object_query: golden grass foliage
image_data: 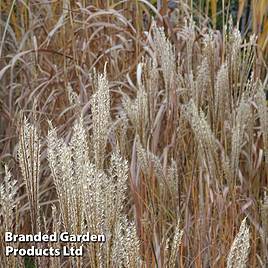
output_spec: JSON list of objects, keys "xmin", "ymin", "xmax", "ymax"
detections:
[
  {"xmin": 0, "ymin": 1, "xmax": 268, "ymax": 267},
  {"xmin": 238, "ymin": 0, "xmax": 268, "ymax": 52}
]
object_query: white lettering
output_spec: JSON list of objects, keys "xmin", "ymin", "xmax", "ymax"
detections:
[
  {"xmin": 5, "ymin": 246, "xmax": 14, "ymax": 256},
  {"xmin": 62, "ymin": 246, "xmax": 83, "ymax": 256},
  {"xmin": 5, "ymin": 232, "xmax": 13, "ymax": 242},
  {"xmin": 60, "ymin": 232, "xmax": 69, "ymax": 242}
]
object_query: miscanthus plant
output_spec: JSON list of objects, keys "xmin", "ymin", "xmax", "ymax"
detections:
[
  {"xmin": 0, "ymin": 68, "xmax": 183, "ymax": 267},
  {"xmin": 47, "ymin": 118, "xmax": 141, "ymax": 268},
  {"xmin": 1, "ymin": 6, "xmax": 267, "ymax": 268},
  {"xmin": 0, "ymin": 166, "xmax": 22, "ymax": 267}
]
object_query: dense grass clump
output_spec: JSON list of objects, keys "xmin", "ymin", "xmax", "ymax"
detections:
[{"xmin": 0, "ymin": 1, "xmax": 268, "ymax": 267}]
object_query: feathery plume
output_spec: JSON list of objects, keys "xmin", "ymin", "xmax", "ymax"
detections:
[
  {"xmin": 227, "ymin": 217, "xmax": 250, "ymax": 268},
  {"xmin": 0, "ymin": 166, "xmax": 20, "ymax": 267},
  {"xmin": 91, "ymin": 66, "xmax": 111, "ymax": 169},
  {"xmin": 152, "ymin": 20, "xmax": 176, "ymax": 95},
  {"xmin": 169, "ymin": 219, "xmax": 183, "ymax": 268},
  {"xmin": 230, "ymin": 99, "xmax": 251, "ymax": 179},
  {"xmin": 18, "ymin": 117, "xmax": 40, "ymax": 233}
]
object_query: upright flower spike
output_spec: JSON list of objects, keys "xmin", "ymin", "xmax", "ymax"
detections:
[
  {"xmin": 18, "ymin": 117, "xmax": 40, "ymax": 233},
  {"xmin": 227, "ymin": 217, "xmax": 250, "ymax": 268},
  {"xmin": 91, "ymin": 64, "xmax": 111, "ymax": 169}
]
